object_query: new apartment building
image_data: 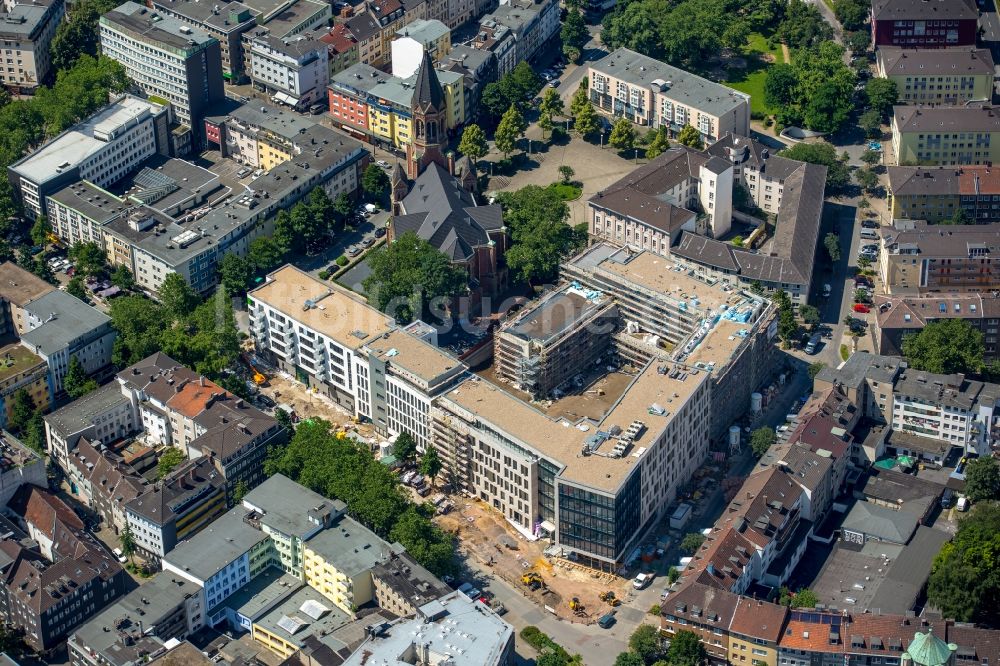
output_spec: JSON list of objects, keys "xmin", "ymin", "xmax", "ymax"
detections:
[
  {"xmin": 563, "ymin": 242, "xmax": 778, "ymax": 440},
  {"xmin": 0, "ymin": 0, "xmax": 64, "ymax": 92},
  {"xmin": 8, "ymin": 95, "xmax": 170, "ymax": 219},
  {"xmin": 588, "ymin": 48, "xmax": 750, "ymax": 144},
  {"xmin": 878, "ymin": 220, "xmax": 1000, "ymax": 294},
  {"xmin": 876, "ymin": 47, "xmax": 994, "ymax": 106},
  {"xmin": 432, "ymin": 358, "xmax": 711, "ymax": 570},
  {"xmin": 100, "ymin": 2, "xmax": 225, "ymax": 131},
  {"xmin": 891, "ymin": 105, "xmax": 1000, "ymax": 166},
  {"xmin": 874, "ymin": 292, "xmax": 1000, "ymax": 362},
  {"xmin": 247, "ymin": 29, "xmax": 329, "ymax": 108},
  {"xmin": 871, "ymin": 0, "xmax": 978, "ymax": 49},
  {"xmin": 886, "ymin": 165, "xmax": 1000, "ymax": 223},
  {"xmin": 248, "ymin": 265, "xmax": 466, "ymax": 451},
  {"xmin": 494, "ymin": 285, "xmax": 619, "ymax": 398}
]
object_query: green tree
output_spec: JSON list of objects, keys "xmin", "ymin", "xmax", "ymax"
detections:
[
  {"xmin": 389, "ymin": 506, "xmax": 456, "ymax": 575},
  {"xmin": 845, "ymin": 30, "xmax": 870, "ymax": 53},
  {"xmin": 495, "ymin": 104, "xmax": 527, "ymax": 159},
  {"xmin": 680, "ymin": 532, "xmax": 706, "ymax": 554},
  {"xmin": 362, "ymin": 232, "xmax": 467, "ymax": 323},
  {"xmin": 777, "ymin": 0, "xmax": 833, "ymax": 49},
  {"xmin": 764, "ymin": 64, "xmax": 798, "ymax": 110},
  {"xmin": 859, "ymin": 109, "xmax": 882, "ymax": 139},
  {"xmin": 927, "ymin": 503, "xmax": 1000, "ymax": 624},
  {"xmin": 824, "ymin": 232, "xmax": 841, "ymax": 263},
  {"xmin": 558, "ymin": 165, "xmax": 575, "ymax": 184},
  {"xmin": 792, "ymin": 588, "xmax": 819, "ymax": 609},
  {"xmin": 64, "ymin": 355, "xmax": 97, "ymax": 398},
  {"xmin": 248, "ymin": 236, "xmax": 285, "ymax": 273},
  {"xmin": 808, "ymin": 362, "xmax": 826, "ymax": 382},
  {"xmin": 964, "ymin": 457, "xmax": 1000, "ymax": 502},
  {"xmin": 496, "ymin": 185, "xmax": 575, "ymax": 285},
  {"xmin": 609, "ymin": 117, "xmax": 636, "ymax": 151},
  {"xmin": 856, "ymin": 167, "xmax": 879, "ymax": 193},
  {"xmin": 780, "ymin": 142, "xmax": 851, "ymax": 192},
  {"xmin": 110, "ymin": 264, "xmax": 135, "ymax": 291},
  {"xmin": 393, "ymin": 431, "xmax": 419, "ymax": 464},
  {"xmin": 902, "ymin": 319, "xmax": 985, "ymax": 375},
  {"xmin": 69, "ymin": 241, "xmax": 107, "ymax": 277},
  {"xmin": 218, "ymin": 253, "xmax": 253, "ymax": 296},
  {"xmin": 865, "ymin": 78, "xmax": 899, "ymax": 120},
  {"xmin": 233, "ymin": 479, "xmax": 250, "ymax": 503},
  {"xmin": 574, "ymin": 101, "xmax": 600, "ymax": 138},
  {"xmin": 30, "ymin": 214, "xmax": 50, "ymax": 247},
  {"xmin": 750, "ymin": 426, "xmax": 776, "ymax": 458},
  {"xmin": 860, "ymin": 149, "xmax": 882, "ymax": 167},
  {"xmin": 119, "ymin": 522, "xmax": 137, "ymax": 563},
  {"xmin": 834, "ymin": 0, "xmax": 868, "ymax": 30},
  {"xmin": 666, "ymin": 629, "xmax": 707, "ymax": 666},
  {"xmin": 8, "ymin": 389, "xmax": 36, "ymax": 434},
  {"xmin": 66, "ymin": 275, "xmax": 88, "ymax": 301},
  {"xmin": 420, "ymin": 446, "xmax": 442, "ymax": 482},
  {"xmin": 362, "ymin": 163, "xmax": 391, "ymax": 202},
  {"xmin": 23, "ymin": 412, "xmax": 46, "ymax": 454},
  {"xmin": 668, "ymin": 566, "xmax": 680, "ymax": 583},
  {"xmin": 562, "ymin": 7, "xmax": 588, "ymax": 55},
  {"xmin": 645, "ymin": 126, "xmax": 671, "ymax": 159},
  {"xmin": 538, "ymin": 88, "xmax": 565, "ymax": 138},
  {"xmin": 157, "ymin": 448, "xmax": 187, "ymax": 479},
  {"xmin": 800, "ymin": 304, "xmax": 821, "ymax": 328},
  {"xmin": 458, "ymin": 123, "xmax": 489, "ymax": 168},
  {"xmin": 628, "ymin": 624, "xmax": 662, "ymax": 663},
  {"xmin": 109, "ymin": 295, "xmax": 170, "ymax": 366},
  {"xmin": 50, "ymin": 0, "xmax": 120, "ymax": 71},
  {"xmin": 334, "ymin": 192, "xmax": 353, "ymax": 226},
  {"xmin": 676, "ymin": 124, "xmax": 703, "ymax": 149},
  {"xmin": 159, "ymin": 273, "xmax": 198, "ymax": 317},
  {"xmin": 942, "ymin": 209, "xmax": 974, "ymax": 225},
  {"xmin": 857, "ymin": 255, "xmax": 872, "ymax": 271},
  {"xmin": 614, "ymin": 653, "xmax": 645, "ymax": 666}
]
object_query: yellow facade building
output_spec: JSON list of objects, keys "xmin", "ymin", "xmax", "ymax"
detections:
[{"xmin": 877, "ymin": 47, "xmax": 994, "ymax": 106}]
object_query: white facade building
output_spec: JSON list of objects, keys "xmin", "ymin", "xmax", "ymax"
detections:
[
  {"xmin": 391, "ymin": 19, "xmax": 450, "ymax": 78},
  {"xmin": 247, "ymin": 30, "xmax": 329, "ymax": 108}
]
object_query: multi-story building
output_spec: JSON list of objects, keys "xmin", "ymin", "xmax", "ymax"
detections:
[
  {"xmin": 100, "ymin": 2, "xmax": 224, "ymax": 132},
  {"xmin": 564, "ymin": 242, "xmax": 778, "ymax": 441},
  {"xmin": 886, "ymin": 165, "xmax": 1000, "ymax": 223},
  {"xmin": 391, "ymin": 19, "xmax": 451, "ymax": 77},
  {"xmin": 440, "ymin": 45, "xmax": 496, "ymax": 125},
  {"xmin": 874, "ymin": 292, "xmax": 1000, "ymax": 362},
  {"xmin": 125, "ymin": 457, "xmax": 228, "ymax": 562},
  {"xmin": 479, "ymin": 0, "xmax": 558, "ymax": 66},
  {"xmin": 878, "ymin": 220, "xmax": 1000, "ymax": 294},
  {"xmin": 8, "ymin": 95, "xmax": 170, "ymax": 219},
  {"xmin": 66, "ymin": 437, "xmax": 149, "ymax": 534},
  {"xmin": 67, "ymin": 572, "xmax": 203, "ymax": 666},
  {"xmin": 0, "ymin": 343, "xmax": 49, "ymax": 429},
  {"xmin": 588, "ymin": 48, "xmax": 750, "ymax": 144},
  {"xmin": 891, "ymin": 105, "xmax": 1000, "ymax": 166},
  {"xmin": 431, "ymin": 356, "xmax": 711, "ymax": 570},
  {"xmin": 247, "ymin": 29, "xmax": 329, "ymax": 109},
  {"xmin": 321, "ymin": 23, "xmax": 359, "ymax": 77},
  {"xmin": 0, "ymin": 0, "xmax": 64, "ymax": 93},
  {"xmin": 0, "ymin": 430, "xmax": 46, "ymax": 507},
  {"xmin": 44, "ymin": 382, "xmax": 135, "ymax": 468},
  {"xmin": 340, "ymin": 591, "xmax": 514, "ymax": 666},
  {"xmin": 876, "ymin": 47, "xmax": 994, "ymax": 106},
  {"xmin": 342, "ymin": 0, "xmax": 405, "ymax": 69},
  {"xmin": 471, "ymin": 19, "xmax": 515, "ymax": 77},
  {"xmin": 2, "ymin": 487, "xmax": 128, "ymax": 653},
  {"xmin": 248, "ymin": 265, "xmax": 466, "ymax": 451},
  {"xmin": 870, "ymin": 0, "xmax": 978, "ymax": 49},
  {"xmin": 370, "ymin": 551, "xmax": 451, "ymax": 618},
  {"xmin": 494, "ymin": 285, "xmax": 619, "ymax": 398},
  {"xmin": 0, "ymin": 261, "xmax": 53, "ymax": 336},
  {"xmin": 587, "ymin": 136, "xmax": 827, "ymax": 304}
]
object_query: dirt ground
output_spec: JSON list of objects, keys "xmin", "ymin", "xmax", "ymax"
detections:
[
  {"xmin": 258, "ymin": 369, "xmax": 376, "ymax": 438},
  {"xmin": 437, "ymin": 498, "xmax": 629, "ymax": 624}
]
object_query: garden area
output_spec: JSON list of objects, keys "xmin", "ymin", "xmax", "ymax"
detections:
[{"xmin": 723, "ymin": 32, "xmax": 790, "ymax": 116}]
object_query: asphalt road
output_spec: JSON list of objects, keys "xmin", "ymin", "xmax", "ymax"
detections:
[{"xmin": 808, "ymin": 201, "xmax": 861, "ymax": 368}]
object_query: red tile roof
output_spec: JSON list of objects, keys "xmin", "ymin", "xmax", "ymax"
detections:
[
  {"xmin": 322, "ymin": 23, "xmax": 357, "ymax": 53},
  {"xmin": 730, "ymin": 596, "xmax": 788, "ymax": 643}
]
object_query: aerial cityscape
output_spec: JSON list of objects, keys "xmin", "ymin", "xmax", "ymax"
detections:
[{"xmin": 0, "ymin": 0, "xmax": 995, "ymax": 664}]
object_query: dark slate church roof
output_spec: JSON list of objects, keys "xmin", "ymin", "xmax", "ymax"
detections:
[
  {"xmin": 413, "ymin": 49, "xmax": 444, "ymax": 111},
  {"xmin": 391, "ymin": 162, "xmax": 502, "ymax": 262}
]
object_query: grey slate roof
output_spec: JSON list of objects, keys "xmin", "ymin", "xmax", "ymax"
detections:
[
  {"xmin": 841, "ymin": 501, "xmax": 918, "ymax": 544},
  {"xmin": 413, "ymin": 49, "xmax": 444, "ymax": 111},
  {"xmin": 392, "ymin": 162, "xmax": 502, "ymax": 262},
  {"xmin": 164, "ymin": 508, "xmax": 268, "ymax": 582},
  {"xmin": 872, "ymin": 0, "xmax": 976, "ymax": 22},
  {"xmin": 893, "ymin": 105, "xmax": 1000, "ymax": 134},
  {"xmin": 44, "ymin": 383, "xmax": 130, "ymax": 440},
  {"xmin": 241, "ymin": 473, "xmax": 345, "ymax": 539},
  {"xmin": 21, "ymin": 290, "xmax": 112, "ymax": 354},
  {"xmin": 589, "ymin": 48, "xmax": 749, "ymax": 118},
  {"xmin": 878, "ymin": 47, "xmax": 993, "ymax": 78},
  {"xmin": 103, "ymin": 2, "xmax": 218, "ymax": 51}
]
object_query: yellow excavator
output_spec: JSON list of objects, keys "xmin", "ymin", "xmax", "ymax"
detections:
[
  {"xmin": 521, "ymin": 572, "xmax": 543, "ymax": 590},
  {"xmin": 599, "ymin": 591, "xmax": 621, "ymax": 607},
  {"xmin": 569, "ymin": 597, "xmax": 587, "ymax": 616}
]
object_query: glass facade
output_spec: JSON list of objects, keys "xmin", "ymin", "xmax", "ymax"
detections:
[
  {"xmin": 537, "ymin": 458, "xmax": 558, "ymax": 523},
  {"xmin": 557, "ymin": 468, "xmax": 642, "ymax": 562}
]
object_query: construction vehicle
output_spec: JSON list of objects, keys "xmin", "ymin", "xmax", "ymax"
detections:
[
  {"xmin": 569, "ymin": 598, "xmax": 584, "ymax": 612},
  {"xmin": 242, "ymin": 353, "xmax": 268, "ymax": 386},
  {"xmin": 521, "ymin": 572, "xmax": 543, "ymax": 590},
  {"xmin": 599, "ymin": 591, "xmax": 621, "ymax": 606}
]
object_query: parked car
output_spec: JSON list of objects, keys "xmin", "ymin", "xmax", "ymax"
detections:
[
  {"xmin": 957, "ymin": 496, "xmax": 970, "ymax": 512},
  {"xmin": 376, "ymin": 159, "xmax": 391, "ymax": 169},
  {"xmin": 416, "ymin": 485, "xmax": 431, "ymax": 497},
  {"xmin": 822, "ymin": 283, "xmax": 831, "ymax": 298},
  {"xmin": 805, "ymin": 333, "xmax": 822, "ymax": 355},
  {"xmin": 457, "ymin": 583, "xmax": 481, "ymax": 600},
  {"xmin": 257, "ymin": 394, "xmax": 277, "ymax": 409},
  {"xmin": 861, "ymin": 219, "xmax": 879, "ymax": 229},
  {"xmin": 309, "ymin": 102, "xmax": 326, "ymax": 114},
  {"xmin": 112, "ymin": 547, "xmax": 127, "ymax": 564},
  {"xmin": 941, "ymin": 488, "xmax": 955, "ymax": 508},
  {"xmin": 547, "ymin": 80, "xmax": 560, "ymax": 88},
  {"xmin": 633, "ymin": 572, "xmax": 653, "ymax": 589},
  {"xmin": 853, "ymin": 303, "xmax": 870, "ymax": 313},
  {"xmin": 598, "ymin": 612, "xmax": 617, "ymax": 629},
  {"xmin": 374, "ymin": 227, "xmax": 387, "ymax": 238},
  {"xmin": 361, "ymin": 237, "xmax": 376, "ymax": 248},
  {"xmin": 236, "ymin": 167, "xmax": 251, "ymax": 178},
  {"xmin": 346, "ymin": 246, "xmax": 362, "ymax": 257}
]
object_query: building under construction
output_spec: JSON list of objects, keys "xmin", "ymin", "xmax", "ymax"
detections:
[{"xmin": 494, "ymin": 285, "xmax": 619, "ymax": 398}]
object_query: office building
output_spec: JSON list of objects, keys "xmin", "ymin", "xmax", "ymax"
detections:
[
  {"xmin": 247, "ymin": 29, "xmax": 329, "ymax": 109},
  {"xmin": 100, "ymin": 2, "xmax": 225, "ymax": 131},
  {"xmin": 431, "ymin": 357, "xmax": 711, "ymax": 570},
  {"xmin": 0, "ymin": 0, "xmax": 64, "ymax": 92},
  {"xmin": 8, "ymin": 95, "xmax": 169, "ymax": 219},
  {"xmin": 563, "ymin": 242, "xmax": 778, "ymax": 440},
  {"xmin": 871, "ymin": 0, "xmax": 978, "ymax": 49},
  {"xmin": 494, "ymin": 285, "xmax": 619, "ymax": 398},
  {"xmin": 340, "ymin": 592, "xmax": 514, "ymax": 666},
  {"xmin": 891, "ymin": 105, "xmax": 1000, "ymax": 166},
  {"xmin": 249, "ymin": 265, "xmax": 466, "ymax": 450},
  {"xmin": 876, "ymin": 48, "xmax": 994, "ymax": 106},
  {"xmin": 874, "ymin": 292, "xmax": 1000, "ymax": 362},
  {"xmin": 588, "ymin": 48, "xmax": 750, "ymax": 143},
  {"xmin": 1, "ymin": 487, "xmax": 128, "ymax": 653},
  {"xmin": 878, "ymin": 220, "xmax": 1000, "ymax": 294},
  {"xmin": 886, "ymin": 164, "xmax": 1000, "ymax": 223},
  {"xmin": 392, "ymin": 19, "xmax": 450, "ymax": 78}
]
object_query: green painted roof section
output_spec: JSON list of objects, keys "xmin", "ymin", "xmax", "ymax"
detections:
[{"xmin": 907, "ymin": 630, "xmax": 955, "ymax": 666}]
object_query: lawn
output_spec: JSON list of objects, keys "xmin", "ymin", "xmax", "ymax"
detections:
[
  {"xmin": 548, "ymin": 182, "xmax": 583, "ymax": 201},
  {"xmin": 724, "ymin": 32, "xmax": 789, "ymax": 116}
]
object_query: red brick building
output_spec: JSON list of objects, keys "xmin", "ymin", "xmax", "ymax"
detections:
[{"xmin": 871, "ymin": 0, "xmax": 978, "ymax": 48}]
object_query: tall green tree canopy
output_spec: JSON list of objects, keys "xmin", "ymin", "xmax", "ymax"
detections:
[
  {"xmin": 64, "ymin": 355, "xmax": 98, "ymax": 398},
  {"xmin": 902, "ymin": 319, "xmax": 985, "ymax": 375},
  {"xmin": 928, "ymin": 503, "xmax": 1000, "ymax": 625},
  {"xmin": 779, "ymin": 142, "xmax": 851, "ymax": 192},
  {"xmin": 496, "ymin": 186, "xmax": 580, "ymax": 284},
  {"xmin": 362, "ymin": 232, "xmax": 468, "ymax": 323},
  {"xmin": 495, "ymin": 104, "xmax": 527, "ymax": 158},
  {"xmin": 667, "ymin": 630, "xmax": 708, "ymax": 666},
  {"xmin": 964, "ymin": 457, "xmax": 1000, "ymax": 503}
]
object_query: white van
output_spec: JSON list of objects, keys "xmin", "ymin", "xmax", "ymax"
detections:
[{"xmin": 860, "ymin": 230, "xmax": 879, "ymax": 240}]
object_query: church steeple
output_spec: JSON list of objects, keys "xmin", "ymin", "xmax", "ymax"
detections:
[{"xmin": 407, "ymin": 49, "xmax": 448, "ymax": 179}]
